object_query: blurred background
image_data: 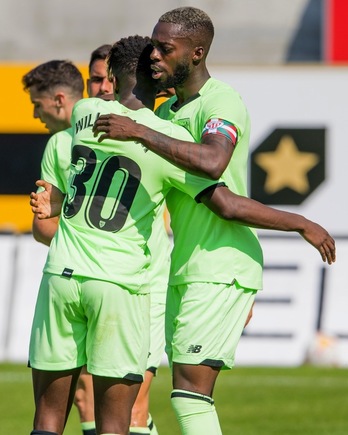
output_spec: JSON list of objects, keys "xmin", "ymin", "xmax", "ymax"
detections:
[{"xmin": 0, "ymin": 0, "xmax": 347, "ymax": 366}]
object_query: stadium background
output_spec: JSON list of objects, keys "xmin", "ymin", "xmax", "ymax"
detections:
[{"xmin": 0, "ymin": 0, "xmax": 347, "ymax": 366}]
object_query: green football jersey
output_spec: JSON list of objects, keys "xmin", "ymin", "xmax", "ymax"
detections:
[
  {"xmin": 40, "ymin": 128, "xmax": 73, "ymax": 193},
  {"xmin": 43, "ymin": 98, "xmax": 217, "ymax": 292},
  {"xmin": 156, "ymin": 78, "xmax": 263, "ymax": 290},
  {"xmin": 39, "ymin": 123, "xmax": 171, "ymax": 288}
]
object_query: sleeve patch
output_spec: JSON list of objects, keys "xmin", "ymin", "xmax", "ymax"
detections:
[{"xmin": 202, "ymin": 118, "xmax": 238, "ymax": 145}]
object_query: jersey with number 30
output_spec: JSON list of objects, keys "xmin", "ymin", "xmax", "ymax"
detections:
[{"xmin": 43, "ymin": 98, "xmax": 218, "ymax": 292}]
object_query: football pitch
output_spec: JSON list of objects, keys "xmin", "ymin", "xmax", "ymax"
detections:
[{"xmin": 1, "ymin": 363, "xmax": 347, "ymax": 434}]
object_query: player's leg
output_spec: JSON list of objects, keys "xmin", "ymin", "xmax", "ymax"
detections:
[
  {"xmin": 82, "ymin": 278, "xmax": 151, "ymax": 433},
  {"xmin": 29, "ymin": 273, "xmax": 88, "ymax": 434},
  {"xmin": 130, "ymin": 280, "xmax": 166, "ymax": 434},
  {"xmin": 93, "ymin": 375, "xmax": 142, "ymax": 434},
  {"xmin": 166, "ymin": 282, "xmax": 257, "ymax": 435},
  {"xmin": 31, "ymin": 367, "xmax": 81, "ymax": 434},
  {"xmin": 74, "ymin": 366, "xmax": 96, "ymax": 435},
  {"xmin": 130, "ymin": 369, "xmax": 154, "ymax": 434}
]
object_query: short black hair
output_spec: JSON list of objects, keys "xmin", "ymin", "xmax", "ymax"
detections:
[
  {"xmin": 106, "ymin": 35, "xmax": 153, "ymax": 80},
  {"xmin": 89, "ymin": 44, "xmax": 112, "ymax": 72},
  {"xmin": 158, "ymin": 7, "xmax": 214, "ymax": 53},
  {"xmin": 22, "ymin": 60, "xmax": 84, "ymax": 98}
]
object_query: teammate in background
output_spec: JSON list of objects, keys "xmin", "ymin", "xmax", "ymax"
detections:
[
  {"xmin": 92, "ymin": 8, "xmax": 336, "ymax": 434},
  {"xmin": 87, "ymin": 44, "xmax": 113, "ymax": 98},
  {"xmin": 23, "ymin": 56, "xmax": 98, "ymax": 435},
  {"xmin": 23, "ymin": 60, "xmax": 84, "ymax": 246}
]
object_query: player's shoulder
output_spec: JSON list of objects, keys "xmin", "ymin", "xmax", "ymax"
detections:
[
  {"xmin": 201, "ymin": 77, "xmax": 239, "ymax": 96},
  {"xmin": 73, "ymin": 97, "xmax": 119, "ymax": 114},
  {"xmin": 135, "ymin": 107, "xmax": 193, "ymax": 142},
  {"xmin": 161, "ymin": 118, "xmax": 194, "ymax": 142},
  {"xmin": 47, "ymin": 127, "xmax": 73, "ymax": 144},
  {"xmin": 200, "ymin": 78, "xmax": 246, "ymax": 112}
]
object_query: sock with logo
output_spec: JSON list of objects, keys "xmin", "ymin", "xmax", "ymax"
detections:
[
  {"xmin": 171, "ymin": 389, "xmax": 222, "ymax": 435},
  {"xmin": 81, "ymin": 421, "xmax": 96, "ymax": 435}
]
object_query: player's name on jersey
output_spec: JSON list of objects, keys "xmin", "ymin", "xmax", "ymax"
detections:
[{"xmin": 75, "ymin": 112, "xmax": 101, "ymax": 134}]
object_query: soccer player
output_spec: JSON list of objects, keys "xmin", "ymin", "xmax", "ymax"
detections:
[
  {"xmin": 92, "ymin": 7, "xmax": 335, "ymax": 434},
  {"xmin": 23, "ymin": 59, "xmax": 98, "ymax": 435},
  {"xmin": 23, "ymin": 60, "xmax": 84, "ymax": 246},
  {"xmin": 86, "ymin": 44, "xmax": 113, "ymax": 98},
  {"xmin": 24, "ymin": 47, "xmax": 166, "ymax": 435}
]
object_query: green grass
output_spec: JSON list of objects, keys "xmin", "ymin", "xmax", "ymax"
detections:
[{"xmin": 2, "ymin": 363, "xmax": 347, "ymax": 434}]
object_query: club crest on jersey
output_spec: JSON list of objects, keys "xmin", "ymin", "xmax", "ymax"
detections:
[
  {"xmin": 202, "ymin": 118, "xmax": 238, "ymax": 145},
  {"xmin": 206, "ymin": 119, "xmax": 224, "ymax": 130}
]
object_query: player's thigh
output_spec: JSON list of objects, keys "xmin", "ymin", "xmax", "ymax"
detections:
[
  {"xmin": 82, "ymin": 279, "xmax": 151, "ymax": 379},
  {"xmin": 166, "ymin": 282, "xmax": 257, "ymax": 369},
  {"xmin": 93, "ymin": 375, "xmax": 142, "ymax": 434},
  {"xmin": 29, "ymin": 273, "xmax": 87, "ymax": 370}
]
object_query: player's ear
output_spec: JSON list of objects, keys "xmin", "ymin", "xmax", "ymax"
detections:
[
  {"xmin": 54, "ymin": 92, "xmax": 65, "ymax": 108},
  {"xmin": 192, "ymin": 46, "xmax": 204, "ymax": 65}
]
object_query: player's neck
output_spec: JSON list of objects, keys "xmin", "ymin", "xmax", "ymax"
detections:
[
  {"xmin": 175, "ymin": 69, "xmax": 210, "ymax": 105},
  {"xmin": 119, "ymin": 86, "xmax": 156, "ymax": 111}
]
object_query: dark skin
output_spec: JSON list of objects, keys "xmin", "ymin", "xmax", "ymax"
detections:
[{"xmin": 93, "ymin": 22, "xmax": 233, "ymax": 180}]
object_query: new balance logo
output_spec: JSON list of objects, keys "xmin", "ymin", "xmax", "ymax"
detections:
[{"xmin": 186, "ymin": 345, "xmax": 202, "ymax": 354}]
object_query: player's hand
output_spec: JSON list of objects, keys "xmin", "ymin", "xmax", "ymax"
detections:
[
  {"xmin": 30, "ymin": 180, "xmax": 64, "ymax": 219},
  {"xmin": 300, "ymin": 221, "xmax": 336, "ymax": 265},
  {"xmin": 93, "ymin": 113, "xmax": 137, "ymax": 142}
]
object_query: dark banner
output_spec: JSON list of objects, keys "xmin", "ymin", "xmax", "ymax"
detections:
[{"xmin": 0, "ymin": 133, "xmax": 50, "ymax": 194}]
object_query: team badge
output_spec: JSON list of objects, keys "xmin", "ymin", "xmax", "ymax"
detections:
[{"xmin": 202, "ymin": 118, "xmax": 238, "ymax": 145}]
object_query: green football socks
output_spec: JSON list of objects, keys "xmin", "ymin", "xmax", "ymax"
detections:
[{"xmin": 171, "ymin": 389, "xmax": 222, "ymax": 435}]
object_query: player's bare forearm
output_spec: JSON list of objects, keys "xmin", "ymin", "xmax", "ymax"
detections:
[
  {"xmin": 93, "ymin": 114, "xmax": 233, "ymax": 179},
  {"xmin": 201, "ymin": 185, "xmax": 336, "ymax": 264},
  {"xmin": 30, "ymin": 180, "xmax": 64, "ymax": 220},
  {"xmin": 32, "ymin": 214, "xmax": 59, "ymax": 246}
]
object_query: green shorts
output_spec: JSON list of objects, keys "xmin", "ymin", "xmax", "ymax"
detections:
[
  {"xmin": 165, "ymin": 282, "xmax": 257, "ymax": 369},
  {"xmin": 147, "ymin": 280, "xmax": 166, "ymax": 372},
  {"xmin": 29, "ymin": 273, "xmax": 150, "ymax": 381}
]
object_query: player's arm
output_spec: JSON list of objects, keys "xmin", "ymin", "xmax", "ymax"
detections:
[
  {"xmin": 30, "ymin": 180, "xmax": 64, "ymax": 220},
  {"xmin": 92, "ymin": 114, "xmax": 233, "ymax": 179},
  {"xmin": 199, "ymin": 185, "xmax": 336, "ymax": 265},
  {"xmin": 32, "ymin": 215, "xmax": 59, "ymax": 246}
]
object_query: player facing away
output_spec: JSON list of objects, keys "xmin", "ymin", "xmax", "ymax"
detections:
[
  {"xmin": 31, "ymin": 35, "xmax": 335, "ymax": 435},
  {"xmin": 28, "ymin": 35, "xmax": 221, "ymax": 435},
  {"xmin": 92, "ymin": 8, "xmax": 336, "ymax": 435},
  {"xmin": 24, "ymin": 47, "xmax": 162, "ymax": 435}
]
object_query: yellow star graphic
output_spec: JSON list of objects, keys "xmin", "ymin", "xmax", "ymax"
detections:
[{"xmin": 255, "ymin": 135, "xmax": 320, "ymax": 194}]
